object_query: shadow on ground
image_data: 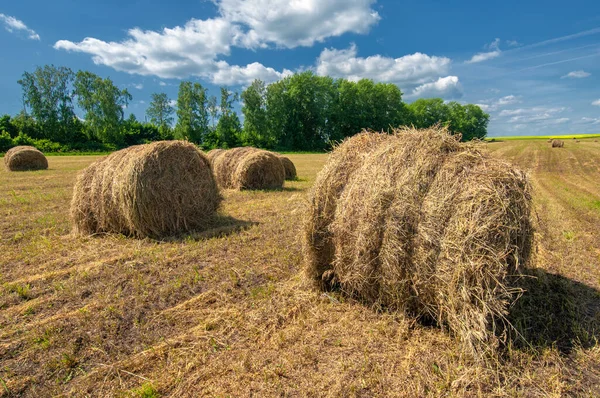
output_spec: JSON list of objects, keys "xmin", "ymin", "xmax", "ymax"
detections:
[
  {"xmin": 507, "ymin": 267, "xmax": 600, "ymax": 353},
  {"xmin": 177, "ymin": 214, "xmax": 257, "ymax": 242}
]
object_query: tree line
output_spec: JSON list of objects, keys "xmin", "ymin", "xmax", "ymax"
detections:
[{"xmin": 0, "ymin": 65, "xmax": 489, "ymax": 153}]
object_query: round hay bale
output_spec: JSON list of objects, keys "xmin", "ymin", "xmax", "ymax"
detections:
[
  {"xmin": 304, "ymin": 126, "xmax": 533, "ymax": 357},
  {"xmin": 71, "ymin": 141, "xmax": 221, "ymax": 238},
  {"xmin": 278, "ymin": 156, "xmax": 297, "ymax": 180},
  {"xmin": 234, "ymin": 150, "xmax": 285, "ymax": 190},
  {"xmin": 206, "ymin": 148, "xmax": 225, "ymax": 163},
  {"xmin": 4, "ymin": 146, "xmax": 48, "ymax": 171},
  {"xmin": 302, "ymin": 131, "xmax": 392, "ymax": 286},
  {"xmin": 213, "ymin": 147, "xmax": 285, "ymax": 190},
  {"xmin": 551, "ymin": 139, "xmax": 564, "ymax": 148},
  {"xmin": 212, "ymin": 147, "xmax": 258, "ymax": 189}
]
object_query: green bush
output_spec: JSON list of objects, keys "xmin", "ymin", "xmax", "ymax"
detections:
[
  {"xmin": 12, "ymin": 132, "xmax": 35, "ymax": 146},
  {"xmin": 31, "ymin": 139, "xmax": 68, "ymax": 153},
  {"xmin": 0, "ymin": 130, "xmax": 14, "ymax": 152}
]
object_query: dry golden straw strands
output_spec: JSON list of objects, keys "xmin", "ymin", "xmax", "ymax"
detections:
[
  {"xmin": 303, "ymin": 126, "xmax": 533, "ymax": 358},
  {"xmin": 71, "ymin": 141, "xmax": 221, "ymax": 239},
  {"xmin": 4, "ymin": 145, "xmax": 48, "ymax": 171}
]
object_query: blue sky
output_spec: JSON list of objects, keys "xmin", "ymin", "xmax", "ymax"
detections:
[{"xmin": 1, "ymin": 0, "xmax": 599, "ymax": 136}]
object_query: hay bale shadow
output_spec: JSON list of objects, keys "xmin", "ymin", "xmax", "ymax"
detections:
[
  {"xmin": 507, "ymin": 267, "xmax": 600, "ymax": 353},
  {"xmin": 174, "ymin": 215, "xmax": 257, "ymax": 242}
]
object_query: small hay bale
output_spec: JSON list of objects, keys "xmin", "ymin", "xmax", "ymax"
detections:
[
  {"xmin": 212, "ymin": 147, "xmax": 258, "ymax": 189},
  {"xmin": 303, "ymin": 126, "xmax": 533, "ymax": 358},
  {"xmin": 71, "ymin": 141, "xmax": 221, "ymax": 238},
  {"xmin": 206, "ymin": 148, "xmax": 225, "ymax": 163},
  {"xmin": 213, "ymin": 147, "xmax": 285, "ymax": 190},
  {"xmin": 278, "ymin": 156, "xmax": 297, "ymax": 180},
  {"xmin": 552, "ymin": 139, "xmax": 564, "ymax": 148},
  {"xmin": 4, "ymin": 146, "xmax": 48, "ymax": 171},
  {"xmin": 234, "ymin": 150, "xmax": 285, "ymax": 190}
]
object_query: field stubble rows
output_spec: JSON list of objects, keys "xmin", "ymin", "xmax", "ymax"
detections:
[{"xmin": 1, "ymin": 139, "xmax": 599, "ymax": 396}]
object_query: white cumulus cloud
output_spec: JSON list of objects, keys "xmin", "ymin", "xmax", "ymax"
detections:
[
  {"xmin": 54, "ymin": 0, "xmax": 382, "ymax": 84},
  {"xmin": 411, "ymin": 76, "xmax": 462, "ymax": 99},
  {"xmin": 315, "ymin": 44, "xmax": 452, "ymax": 88},
  {"xmin": 592, "ymin": 99, "xmax": 600, "ymax": 106},
  {"xmin": 562, "ymin": 70, "xmax": 591, "ymax": 79},
  {"xmin": 466, "ymin": 38, "xmax": 501, "ymax": 64},
  {"xmin": 0, "ymin": 13, "xmax": 40, "ymax": 40},
  {"xmin": 218, "ymin": 0, "xmax": 380, "ymax": 48}
]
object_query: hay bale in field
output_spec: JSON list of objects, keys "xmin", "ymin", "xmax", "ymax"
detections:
[
  {"xmin": 206, "ymin": 148, "xmax": 225, "ymax": 163},
  {"xmin": 4, "ymin": 146, "xmax": 48, "ymax": 171},
  {"xmin": 213, "ymin": 147, "xmax": 285, "ymax": 190},
  {"xmin": 71, "ymin": 141, "xmax": 221, "ymax": 238},
  {"xmin": 302, "ymin": 131, "xmax": 392, "ymax": 285},
  {"xmin": 547, "ymin": 139, "xmax": 553, "ymax": 143},
  {"xmin": 552, "ymin": 139, "xmax": 564, "ymax": 148},
  {"xmin": 278, "ymin": 156, "xmax": 297, "ymax": 180},
  {"xmin": 303, "ymin": 126, "xmax": 533, "ymax": 358}
]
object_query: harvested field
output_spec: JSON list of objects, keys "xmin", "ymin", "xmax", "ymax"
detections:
[{"xmin": 1, "ymin": 138, "xmax": 599, "ymax": 396}]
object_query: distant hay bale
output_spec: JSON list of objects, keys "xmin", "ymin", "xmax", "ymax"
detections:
[
  {"xmin": 206, "ymin": 148, "xmax": 225, "ymax": 163},
  {"xmin": 4, "ymin": 146, "xmax": 48, "ymax": 171},
  {"xmin": 71, "ymin": 141, "xmax": 221, "ymax": 238},
  {"xmin": 303, "ymin": 126, "xmax": 533, "ymax": 358},
  {"xmin": 552, "ymin": 139, "xmax": 564, "ymax": 148},
  {"xmin": 547, "ymin": 139, "xmax": 552, "ymax": 143},
  {"xmin": 278, "ymin": 156, "xmax": 297, "ymax": 180},
  {"xmin": 213, "ymin": 147, "xmax": 285, "ymax": 190}
]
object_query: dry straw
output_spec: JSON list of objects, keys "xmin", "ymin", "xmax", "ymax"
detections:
[
  {"xmin": 551, "ymin": 139, "xmax": 564, "ymax": 148},
  {"xmin": 4, "ymin": 146, "xmax": 48, "ymax": 171},
  {"xmin": 71, "ymin": 141, "xmax": 221, "ymax": 239},
  {"xmin": 303, "ymin": 126, "xmax": 533, "ymax": 358},
  {"xmin": 278, "ymin": 156, "xmax": 297, "ymax": 180},
  {"xmin": 206, "ymin": 148, "xmax": 225, "ymax": 163},
  {"xmin": 213, "ymin": 147, "xmax": 285, "ymax": 190}
]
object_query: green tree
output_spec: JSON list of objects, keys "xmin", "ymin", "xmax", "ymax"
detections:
[
  {"xmin": 241, "ymin": 79, "xmax": 270, "ymax": 147},
  {"xmin": 174, "ymin": 81, "xmax": 209, "ymax": 144},
  {"xmin": 207, "ymin": 95, "xmax": 218, "ymax": 129},
  {"xmin": 266, "ymin": 72, "xmax": 335, "ymax": 150},
  {"xmin": 73, "ymin": 71, "xmax": 132, "ymax": 146},
  {"xmin": 17, "ymin": 65, "xmax": 76, "ymax": 142},
  {"xmin": 208, "ymin": 87, "xmax": 241, "ymax": 148},
  {"xmin": 0, "ymin": 115, "xmax": 18, "ymax": 138},
  {"xmin": 146, "ymin": 93, "xmax": 174, "ymax": 139}
]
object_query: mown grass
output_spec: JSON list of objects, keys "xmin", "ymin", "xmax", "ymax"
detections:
[
  {"xmin": 0, "ymin": 141, "xmax": 599, "ymax": 396},
  {"xmin": 487, "ymin": 134, "xmax": 600, "ymax": 141}
]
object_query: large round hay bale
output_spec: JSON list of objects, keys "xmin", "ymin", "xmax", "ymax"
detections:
[
  {"xmin": 71, "ymin": 141, "xmax": 221, "ymax": 238},
  {"xmin": 206, "ymin": 148, "xmax": 225, "ymax": 163},
  {"xmin": 4, "ymin": 146, "xmax": 48, "ymax": 171},
  {"xmin": 213, "ymin": 147, "xmax": 285, "ymax": 190},
  {"xmin": 302, "ymin": 131, "xmax": 391, "ymax": 285},
  {"xmin": 278, "ymin": 156, "xmax": 297, "ymax": 180},
  {"xmin": 303, "ymin": 126, "xmax": 533, "ymax": 357},
  {"xmin": 551, "ymin": 139, "xmax": 564, "ymax": 148}
]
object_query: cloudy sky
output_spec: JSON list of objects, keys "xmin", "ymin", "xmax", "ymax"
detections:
[{"xmin": 1, "ymin": 0, "xmax": 599, "ymax": 136}]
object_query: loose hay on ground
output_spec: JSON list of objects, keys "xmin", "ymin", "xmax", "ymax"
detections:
[
  {"xmin": 71, "ymin": 141, "xmax": 221, "ymax": 238},
  {"xmin": 303, "ymin": 126, "xmax": 533, "ymax": 358},
  {"xmin": 4, "ymin": 146, "xmax": 48, "ymax": 171}
]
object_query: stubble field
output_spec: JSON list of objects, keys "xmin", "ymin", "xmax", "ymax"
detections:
[{"xmin": 1, "ymin": 138, "xmax": 599, "ymax": 397}]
